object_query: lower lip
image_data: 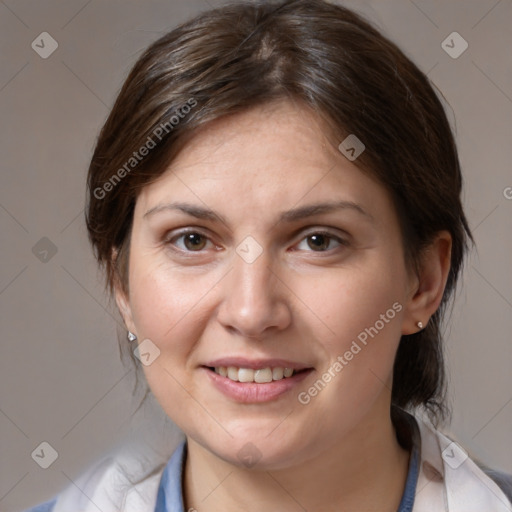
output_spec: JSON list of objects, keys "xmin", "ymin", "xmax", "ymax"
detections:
[{"xmin": 202, "ymin": 367, "xmax": 313, "ymax": 403}]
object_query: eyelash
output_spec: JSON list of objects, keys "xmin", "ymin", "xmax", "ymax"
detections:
[{"xmin": 164, "ymin": 228, "xmax": 348, "ymax": 255}]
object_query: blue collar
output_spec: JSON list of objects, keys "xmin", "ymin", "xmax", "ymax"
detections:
[
  {"xmin": 154, "ymin": 441, "xmax": 187, "ymax": 512},
  {"xmin": 397, "ymin": 427, "xmax": 420, "ymax": 512}
]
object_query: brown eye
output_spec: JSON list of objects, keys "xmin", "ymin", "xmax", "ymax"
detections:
[
  {"xmin": 166, "ymin": 230, "xmax": 212, "ymax": 252},
  {"xmin": 307, "ymin": 233, "xmax": 331, "ymax": 251},
  {"xmin": 294, "ymin": 230, "xmax": 348, "ymax": 253},
  {"xmin": 182, "ymin": 232, "xmax": 207, "ymax": 251}
]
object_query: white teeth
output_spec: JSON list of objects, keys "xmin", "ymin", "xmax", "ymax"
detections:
[
  {"xmin": 227, "ymin": 366, "xmax": 239, "ymax": 381},
  {"xmin": 214, "ymin": 366, "xmax": 297, "ymax": 383},
  {"xmin": 238, "ymin": 368, "xmax": 254, "ymax": 382},
  {"xmin": 254, "ymin": 368, "xmax": 273, "ymax": 383},
  {"xmin": 272, "ymin": 367, "xmax": 284, "ymax": 380}
]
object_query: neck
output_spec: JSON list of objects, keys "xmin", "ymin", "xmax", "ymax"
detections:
[{"xmin": 183, "ymin": 406, "xmax": 410, "ymax": 512}]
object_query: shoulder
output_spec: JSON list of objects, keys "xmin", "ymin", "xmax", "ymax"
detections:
[{"xmin": 24, "ymin": 433, "xmax": 185, "ymax": 512}]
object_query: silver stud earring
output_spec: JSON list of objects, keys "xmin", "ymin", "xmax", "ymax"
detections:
[
  {"xmin": 417, "ymin": 321, "xmax": 424, "ymax": 330},
  {"xmin": 127, "ymin": 331, "xmax": 137, "ymax": 342}
]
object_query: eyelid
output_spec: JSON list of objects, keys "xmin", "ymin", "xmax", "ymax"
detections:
[
  {"xmin": 298, "ymin": 226, "xmax": 349, "ymax": 240},
  {"xmin": 293, "ymin": 229, "xmax": 349, "ymax": 252}
]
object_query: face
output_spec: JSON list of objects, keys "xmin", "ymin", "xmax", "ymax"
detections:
[{"xmin": 118, "ymin": 101, "xmax": 417, "ymax": 469}]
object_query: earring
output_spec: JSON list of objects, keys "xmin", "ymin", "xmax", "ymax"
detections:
[
  {"xmin": 127, "ymin": 331, "xmax": 137, "ymax": 342},
  {"xmin": 416, "ymin": 321, "xmax": 424, "ymax": 330}
]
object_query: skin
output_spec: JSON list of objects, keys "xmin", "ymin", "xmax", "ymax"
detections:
[{"xmin": 116, "ymin": 100, "xmax": 452, "ymax": 511}]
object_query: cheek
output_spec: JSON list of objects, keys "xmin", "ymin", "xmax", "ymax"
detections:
[
  {"xmin": 296, "ymin": 258, "xmax": 406, "ymax": 410},
  {"xmin": 128, "ymin": 255, "xmax": 216, "ymax": 344},
  {"xmin": 299, "ymin": 257, "xmax": 406, "ymax": 351},
  {"xmin": 126, "ymin": 258, "xmax": 220, "ymax": 429}
]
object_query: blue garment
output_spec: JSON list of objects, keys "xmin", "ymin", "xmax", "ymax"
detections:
[
  {"xmin": 397, "ymin": 436, "xmax": 420, "ymax": 512},
  {"xmin": 23, "ymin": 499, "xmax": 57, "ymax": 512},
  {"xmin": 154, "ymin": 441, "xmax": 187, "ymax": 512},
  {"xmin": 24, "ymin": 425, "xmax": 420, "ymax": 512}
]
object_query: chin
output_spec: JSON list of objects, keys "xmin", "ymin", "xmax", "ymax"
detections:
[{"xmin": 203, "ymin": 432, "xmax": 309, "ymax": 471}]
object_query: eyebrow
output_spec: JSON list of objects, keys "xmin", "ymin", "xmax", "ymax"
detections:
[{"xmin": 143, "ymin": 200, "xmax": 374, "ymax": 225}]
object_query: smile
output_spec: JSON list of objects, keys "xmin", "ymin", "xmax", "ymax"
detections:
[{"xmin": 202, "ymin": 365, "xmax": 314, "ymax": 403}]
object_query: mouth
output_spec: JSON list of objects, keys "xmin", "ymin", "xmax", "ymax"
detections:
[{"xmin": 201, "ymin": 361, "xmax": 314, "ymax": 403}]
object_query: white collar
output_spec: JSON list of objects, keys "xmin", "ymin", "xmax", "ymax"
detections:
[{"xmin": 413, "ymin": 418, "xmax": 512, "ymax": 511}]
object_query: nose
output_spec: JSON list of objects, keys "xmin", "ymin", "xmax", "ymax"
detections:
[{"xmin": 216, "ymin": 246, "xmax": 292, "ymax": 339}]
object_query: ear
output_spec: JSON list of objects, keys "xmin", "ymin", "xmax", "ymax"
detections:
[
  {"xmin": 401, "ymin": 231, "xmax": 452, "ymax": 335},
  {"xmin": 112, "ymin": 248, "xmax": 136, "ymax": 334}
]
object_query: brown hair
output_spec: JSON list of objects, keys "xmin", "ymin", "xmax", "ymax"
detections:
[{"xmin": 86, "ymin": 0, "xmax": 472, "ymax": 424}]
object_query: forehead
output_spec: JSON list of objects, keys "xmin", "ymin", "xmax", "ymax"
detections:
[
  {"xmin": 171, "ymin": 101, "xmax": 334, "ymax": 179},
  {"xmin": 134, "ymin": 101, "xmax": 391, "ymax": 226}
]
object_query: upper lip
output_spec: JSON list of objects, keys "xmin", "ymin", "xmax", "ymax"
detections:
[{"xmin": 203, "ymin": 357, "xmax": 313, "ymax": 371}]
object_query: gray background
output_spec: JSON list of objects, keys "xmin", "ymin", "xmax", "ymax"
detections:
[{"xmin": 1, "ymin": 0, "xmax": 511, "ymax": 510}]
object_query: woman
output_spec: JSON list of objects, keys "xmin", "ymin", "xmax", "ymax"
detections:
[{"xmin": 25, "ymin": 0, "xmax": 512, "ymax": 510}]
